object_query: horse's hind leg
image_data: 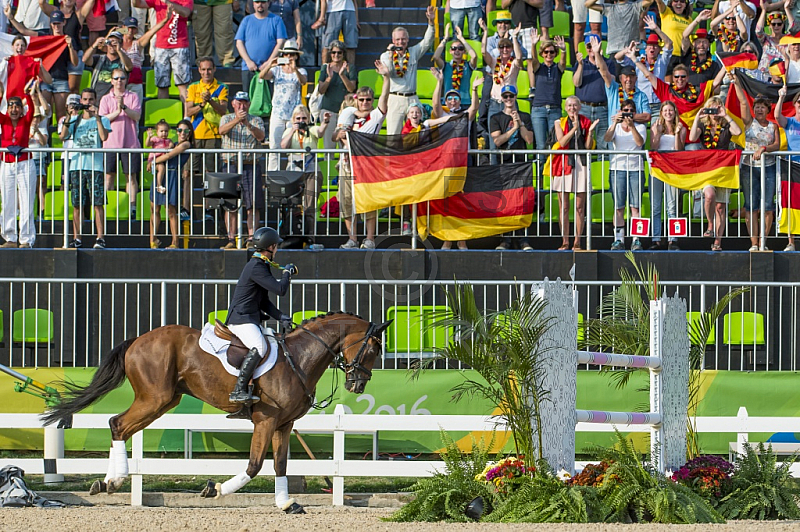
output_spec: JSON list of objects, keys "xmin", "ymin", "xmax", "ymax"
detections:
[
  {"xmin": 272, "ymin": 422, "xmax": 305, "ymax": 513},
  {"xmin": 98, "ymin": 393, "xmax": 181, "ymax": 494},
  {"xmin": 201, "ymin": 412, "xmax": 276, "ymax": 500}
]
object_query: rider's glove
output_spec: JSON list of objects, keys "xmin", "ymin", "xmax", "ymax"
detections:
[
  {"xmin": 283, "ymin": 263, "xmax": 298, "ymax": 276},
  {"xmin": 279, "ymin": 314, "xmax": 294, "ymax": 330}
]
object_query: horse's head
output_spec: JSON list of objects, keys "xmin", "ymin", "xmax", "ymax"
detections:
[{"xmin": 340, "ymin": 319, "xmax": 392, "ymax": 394}]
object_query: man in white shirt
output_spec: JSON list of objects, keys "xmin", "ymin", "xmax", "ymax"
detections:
[
  {"xmin": 379, "ymin": 6, "xmax": 436, "ymax": 135},
  {"xmin": 333, "ymin": 61, "xmax": 391, "ymax": 249}
]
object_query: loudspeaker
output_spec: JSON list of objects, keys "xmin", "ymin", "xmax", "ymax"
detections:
[
  {"xmin": 266, "ymin": 171, "xmax": 304, "ymax": 207},
  {"xmin": 204, "ymin": 172, "xmax": 241, "ymax": 199}
]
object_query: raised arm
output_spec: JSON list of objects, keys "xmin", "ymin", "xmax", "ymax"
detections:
[
  {"xmin": 455, "ymin": 26, "xmax": 477, "ymax": 69},
  {"xmin": 585, "ymin": 0, "xmax": 602, "ymax": 12},
  {"xmin": 628, "ymin": 46, "xmax": 657, "ymax": 89},
  {"xmin": 756, "ymin": 0, "xmax": 767, "ymax": 36},
  {"xmin": 711, "ymin": 65, "xmax": 728, "ymax": 92},
  {"xmin": 655, "ymin": 0, "xmax": 667, "ymax": 13},
  {"xmin": 166, "ymin": 0, "xmax": 193, "ymax": 19},
  {"xmin": 732, "ymin": 73, "xmax": 753, "ymax": 128},
  {"xmin": 432, "ymin": 24, "xmax": 451, "ymax": 69},
  {"xmin": 682, "ymin": 9, "xmax": 712, "ymax": 51},
  {"xmin": 431, "ymin": 67, "xmax": 444, "ymax": 118},
  {"xmin": 776, "ymin": 85, "xmax": 789, "ymax": 128},
  {"xmin": 593, "ymin": 39, "xmax": 614, "ymax": 88},
  {"xmin": 528, "ymin": 28, "xmax": 542, "ymax": 72},
  {"xmin": 3, "ymin": 5, "xmax": 37, "ymax": 36},
  {"xmin": 375, "ymin": 60, "xmax": 391, "ymax": 115},
  {"xmin": 479, "ymin": 18, "xmax": 492, "ymax": 67},
  {"xmin": 138, "ymin": 5, "xmax": 172, "ymax": 47},
  {"xmin": 573, "ymin": 52, "xmax": 585, "ymax": 87},
  {"xmin": 467, "ymin": 77, "xmax": 483, "ymax": 122},
  {"xmin": 644, "ymin": 13, "xmax": 673, "ymax": 52}
]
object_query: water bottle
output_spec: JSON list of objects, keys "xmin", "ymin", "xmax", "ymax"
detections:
[{"xmin": 308, "ymin": 243, "xmax": 324, "ymax": 251}]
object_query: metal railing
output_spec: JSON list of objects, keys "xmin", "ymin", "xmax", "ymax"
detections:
[
  {"xmin": 18, "ymin": 146, "xmax": 798, "ymax": 250},
  {"xmin": 1, "ymin": 278, "xmax": 797, "ymax": 371}
]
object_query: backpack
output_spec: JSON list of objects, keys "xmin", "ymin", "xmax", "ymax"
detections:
[{"xmin": 0, "ymin": 466, "xmax": 64, "ymax": 507}]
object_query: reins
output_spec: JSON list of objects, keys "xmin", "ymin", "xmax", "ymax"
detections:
[{"xmin": 278, "ymin": 321, "xmax": 382, "ymax": 410}]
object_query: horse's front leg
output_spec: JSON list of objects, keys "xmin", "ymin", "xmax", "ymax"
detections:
[
  {"xmin": 272, "ymin": 422, "xmax": 305, "ymax": 513},
  {"xmin": 200, "ymin": 414, "xmax": 275, "ymax": 499}
]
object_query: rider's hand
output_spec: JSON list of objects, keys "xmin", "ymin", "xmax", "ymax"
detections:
[
  {"xmin": 279, "ymin": 314, "xmax": 294, "ymax": 330},
  {"xmin": 283, "ymin": 263, "xmax": 298, "ymax": 276}
]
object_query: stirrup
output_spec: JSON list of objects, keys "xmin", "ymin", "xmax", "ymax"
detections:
[
  {"xmin": 228, "ymin": 383, "xmax": 260, "ymax": 405},
  {"xmin": 226, "ymin": 405, "xmax": 252, "ymax": 420}
]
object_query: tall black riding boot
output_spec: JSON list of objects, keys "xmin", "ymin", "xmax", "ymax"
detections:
[{"xmin": 229, "ymin": 348, "xmax": 262, "ymax": 404}]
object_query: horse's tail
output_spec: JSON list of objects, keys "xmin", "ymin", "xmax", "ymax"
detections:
[{"xmin": 40, "ymin": 338, "xmax": 137, "ymax": 427}]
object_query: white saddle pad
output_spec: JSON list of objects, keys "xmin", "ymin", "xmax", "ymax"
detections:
[{"xmin": 199, "ymin": 323, "xmax": 279, "ymax": 379}]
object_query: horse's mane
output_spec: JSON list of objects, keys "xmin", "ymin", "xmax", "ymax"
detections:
[{"xmin": 298, "ymin": 311, "xmax": 364, "ymax": 327}]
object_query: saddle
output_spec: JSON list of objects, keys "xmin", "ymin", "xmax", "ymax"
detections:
[{"xmin": 214, "ymin": 320, "xmax": 272, "ymax": 369}]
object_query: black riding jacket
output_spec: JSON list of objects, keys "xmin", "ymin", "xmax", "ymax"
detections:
[{"xmin": 226, "ymin": 256, "xmax": 290, "ymax": 325}]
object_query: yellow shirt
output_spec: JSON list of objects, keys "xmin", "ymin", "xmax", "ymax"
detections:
[
  {"xmin": 187, "ymin": 79, "xmax": 229, "ymax": 139},
  {"xmin": 661, "ymin": 8, "xmax": 693, "ymax": 56}
]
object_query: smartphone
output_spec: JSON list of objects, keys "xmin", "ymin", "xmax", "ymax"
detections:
[
  {"xmin": 277, "ymin": 57, "xmax": 289, "ymax": 65},
  {"xmin": 621, "ymin": 112, "xmax": 634, "ymax": 119},
  {"xmin": 701, "ymin": 108, "xmax": 718, "ymax": 115}
]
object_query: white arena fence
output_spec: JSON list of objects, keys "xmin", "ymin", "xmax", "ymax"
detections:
[
  {"xmin": 0, "ymin": 278, "xmax": 798, "ymax": 372},
  {"xmin": 0, "ymin": 406, "xmax": 797, "ymax": 506},
  {"xmin": 14, "ymin": 147, "xmax": 799, "ymax": 250}
]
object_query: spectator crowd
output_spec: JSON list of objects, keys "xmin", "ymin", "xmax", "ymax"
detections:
[{"xmin": 0, "ymin": 0, "xmax": 798, "ymax": 253}]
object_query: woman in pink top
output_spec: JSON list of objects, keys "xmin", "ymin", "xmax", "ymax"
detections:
[{"xmin": 99, "ymin": 68, "xmax": 142, "ymax": 218}]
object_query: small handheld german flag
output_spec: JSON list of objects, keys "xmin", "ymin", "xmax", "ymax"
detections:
[
  {"xmin": 780, "ymin": 31, "xmax": 800, "ymax": 45},
  {"xmin": 717, "ymin": 51, "xmax": 758, "ymax": 71},
  {"xmin": 769, "ymin": 58, "xmax": 787, "ymax": 84}
]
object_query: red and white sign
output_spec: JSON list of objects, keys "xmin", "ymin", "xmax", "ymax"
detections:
[
  {"xmin": 630, "ymin": 217, "xmax": 650, "ymax": 237},
  {"xmin": 667, "ymin": 218, "xmax": 688, "ymax": 238}
]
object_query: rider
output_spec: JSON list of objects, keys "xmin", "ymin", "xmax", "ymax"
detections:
[{"xmin": 226, "ymin": 226, "xmax": 296, "ymax": 406}]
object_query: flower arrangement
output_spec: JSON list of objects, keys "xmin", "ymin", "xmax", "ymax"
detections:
[
  {"xmin": 475, "ymin": 456, "xmax": 533, "ymax": 494},
  {"xmin": 566, "ymin": 460, "xmax": 615, "ymax": 487},
  {"xmin": 672, "ymin": 455, "xmax": 734, "ymax": 499}
]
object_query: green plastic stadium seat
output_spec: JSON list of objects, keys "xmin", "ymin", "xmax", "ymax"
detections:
[
  {"xmin": 590, "ymin": 192, "xmax": 614, "ymax": 223},
  {"xmin": 486, "ymin": 10, "xmax": 499, "ymax": 36},
  {"xmin": 106, "ymin": 191, "xmax": 131, "ymax": 221},
  {"xmin": 145, "ymin": 68, "xmax": 181, "ymax": 99},
  {"xmin": 291, "ymin": 310, "xmax": 322, "ymax": 325},
  {"xmin": 417, "ymin": 69, "xmax": 437, "ymax": 99},
  {"xmin": 357, "ymin": 69, "xmax": 383, "ymax": 96},
  {"xmin": 723, "ymin": 312, "xmax": 765, "ymax": 345},
  {"xmin": 728, "ymin": 192, "xmax": 744, "ymax": 222},
  {"xmin": 317, "ymin": 190, "xmax": 340, "ymax": 221},
  {"xmin": 543, "ymin": 193, "xmax": 575, "ymax": 222},
  {"xmin": 136, "ymin": 191, "xmax": 166, "ymax": 221},
  {"xmin": 42, "ymin": 191, "xmax": 73, "ymax": 221},
  {"xmin": 46, "ymin": 160, "xmax": 62, "ymax": 188},
  {"xmin": 589, "ymin": 160, "xmax": 609, "ymax": 191},
  {"xmin": 551, "ymin": 10, "xmax": 570, "ymax": 37},
  {"xmin": 420, "ymin": 305, "xmax": 452, "ymax": 350},
  {"xmin": 516, "ymin": 70, "xmax": 531, "ymax": 99},
  {"xmin": 578, "ymin": 312, "xmax": 584, "ymax": 343},
  {"xmin": 12, "ymin": 309, "xmax": 54, "ymax": 344},
  {"xmin": 80, "ymin": 70, "xmax": 91, "ymax": 91},
  {"xmin": 144, "ymin": 98, "xmax": 183, "ymax": 128},
  {"xmin": 561, "ymin": 74, "xmax": 575, "ymax": 97},
  {"xmin": 688, "ymin": 311, "xmax": 716, "ymax": 345},
  {"xmin": 208, "ymin": 310, "xmax": 228, "ymax": 325},
  {"xmin": 386, "ymin": 306, "xmax": 422, "ymax": 352},
  {"xmin": 640, "ymin": 192, "xmax": 651, "ymax": 219},
  {"xmin": 682, "ymin": 193, "xmax": 703, "ymax": 222}
]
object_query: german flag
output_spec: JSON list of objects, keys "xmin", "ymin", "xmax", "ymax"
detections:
[
  {"xmin": 649, "ymin": 150, "xmax": 741, "ymax": 190},
  {"xmin": 654, "ymin": 79, "xmax": 715, "ymax": 129},
  {"xmin": 779, "ymin": 178, "xmax": 800, "ymax": 235},
  {"xmin": 416, "ymin": 162, "xmax": 535, "ymax": 241},
  {"xmin": 717, "ymin": 51, "xmax": 758, "ymax": 71},
  {"xmin": 348, "ymin": 115, "xmax": 469, "ymax": 214},
  {"xmin": 724, "ymin": 71, "xmax": 799, "ymax": 147},
  {"xmin": 770, "ymin": 58, "xmax": 787, "ymax": 81},
  {"xmin": 780, "ymin": 31, "xmax": 800, "ymax": 45}
]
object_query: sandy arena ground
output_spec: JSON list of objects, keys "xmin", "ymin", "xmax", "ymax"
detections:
[{"xmin": 2, "ymin": 507, "xmax": 800, "ymax": 531}]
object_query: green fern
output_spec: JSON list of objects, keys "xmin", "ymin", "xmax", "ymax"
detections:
[
  {"xmin": 386, "ymin": 430, "xmax": 497, "ymax": 522},
  {"xmin": 718, "ymin": 442, "xmax": 800, "ymax": 520}
]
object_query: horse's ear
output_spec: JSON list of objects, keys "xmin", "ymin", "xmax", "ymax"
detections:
[{"xmin": 375, "ymin": 320, "xmax": 393, "ymax": 335}]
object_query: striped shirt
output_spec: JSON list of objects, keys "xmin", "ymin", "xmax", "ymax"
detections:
[{"xmin": 220, "ymin": 113, "xmax": 265, "ymax": 161}]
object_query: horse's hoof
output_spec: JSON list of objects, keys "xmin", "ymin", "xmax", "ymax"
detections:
[
  {"xmin": 283, "ymin": 502, "xmax": 306, "ymax": 514},
  {"xmin": 200, "ymin": 480, "xmax": 220, "ymax": 499},
  {"xmin": 88, "ymin": 480, "xmax": 106, "ymax": 495},
  {"xmin": 106, "ymin": 477, "xmax": 125, "ymax": 494}
]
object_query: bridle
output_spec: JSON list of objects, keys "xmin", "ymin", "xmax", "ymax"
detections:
[{"xmin": 279, "ymin": 321, "xmax": 383, "ymax": 409}]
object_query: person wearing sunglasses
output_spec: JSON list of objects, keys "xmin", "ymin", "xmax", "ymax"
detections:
[
  {"xmin": 655, "ymin": 0, "xmax": 694, "ymax": 58},
  {"xmin": 84, "ymin": 30, "xmax": 134, "ymax": 100},
  {"xmin": 710, "ymin": 4, "xmax": 747, "ymax": 52},
  {"xmin": 573, "ymin": 34, "xmax": 615, "ymax": 151},
  {"xmin": 755, "ymin": 5, "xmax": 792, "ymax": 79},
  {"xmin": 60, "ymin": 88, "xmax": 111, "ymax": 250},
  {"xmin": 432, "ymin": 24, "xmax": 477, "ymax": 108},
  {"xmin": 333, "ymin": 60, "xmax": 391, "ymax": 250},
  {"xmin": 594, "ymin": 44, "xmax": 651, "ymax": 125},
  {"xmin": 479, "ymin": 10, "xmax": 528, "ymax": 61},
  {"xmin": 528, "ymin": 30, "xmax": 567, "ymax": 189},
  {"xmin": 99, "ymin": 68, "xmax": 142, "ymax": 220},
  {"xmin": 711, "ymin": 0, "xmax": 757, "ymax": 42},
  {"xmin": 149, "ymin": 119, "xmax": 195, "ymax": 250},
  {"xmin": 379, "ymin": 6, "xmax": 436, "ymax": 135},
  {"xmin": 613, "ymin": 17, "xmax": 673, "ymax": 119},
  {"xmin": 316, "ymin": 41, "xmax": 357, "ymax": 149}
]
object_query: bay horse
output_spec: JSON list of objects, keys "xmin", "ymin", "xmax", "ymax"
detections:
[{"xmin": 41, "ymin": 312, "xmax": 390, "ymax": 513}]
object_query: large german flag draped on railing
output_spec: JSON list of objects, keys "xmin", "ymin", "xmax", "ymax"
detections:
[
  {"xmin": 724, "ymin": 71, "xmax": 800, "ymax": 148},
  {"xmin": 416, "ymin": 162, "xmax": 535, "ymax": 241},
  {"xmin": 347, "ymin": 115, "xmax": 469, "ymax": 214},
  {"xmin": 648, "ymin": 150, "xmax": 741, "ymax": 190}
]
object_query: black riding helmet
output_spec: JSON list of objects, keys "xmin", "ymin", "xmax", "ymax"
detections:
[{"xmin": 252, "ymin": 227, "xmax": 283, "ymax": 251}]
